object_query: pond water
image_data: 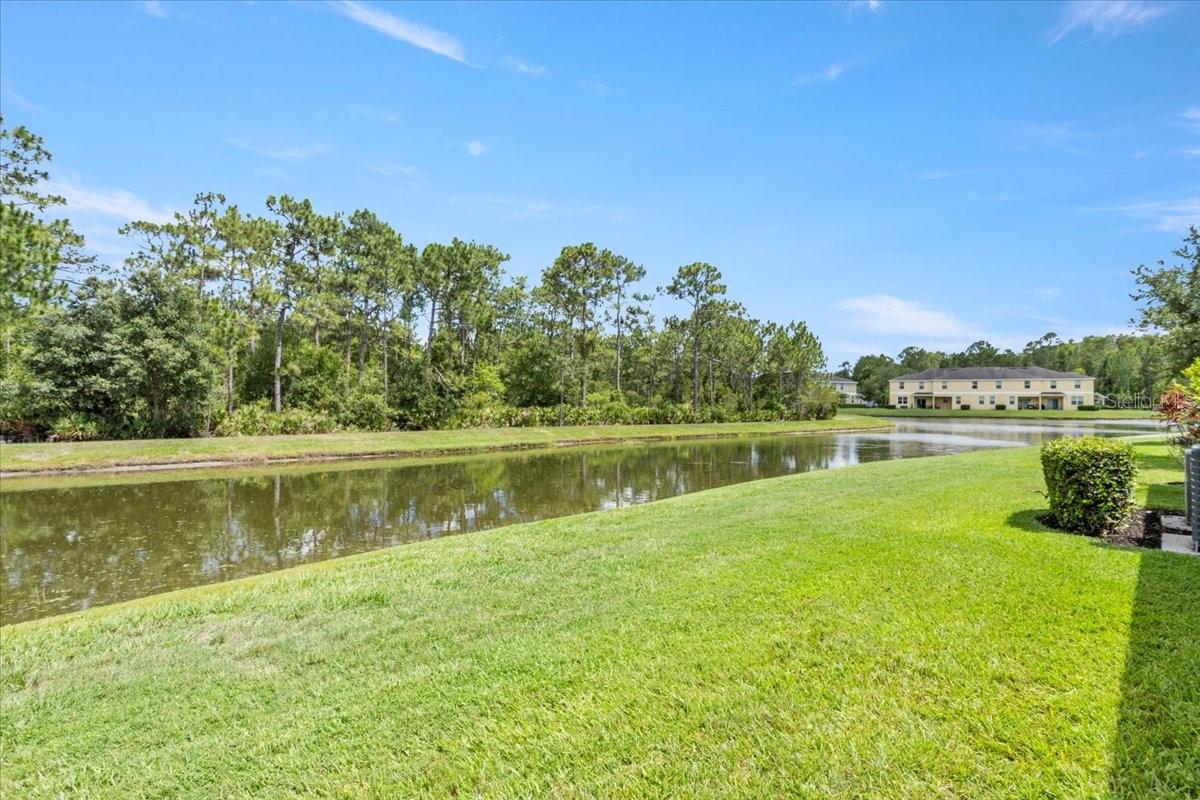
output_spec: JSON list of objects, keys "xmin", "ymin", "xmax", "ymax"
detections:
[{"xmin": 1, "ymin": 417, "xmax": 1158, "ymax": 624}]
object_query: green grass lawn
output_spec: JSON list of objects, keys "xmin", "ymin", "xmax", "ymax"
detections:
[
  {"xmin": 854, "ymin": 407, "xmax": 1158, "ymax": 420},
  {"xmin": 0, "ymin": 416, "xmax": 890, "ymax": 475},
  {"xmin": 1, "ymin": 440, "xmax": 1196, "ymax": 798}
]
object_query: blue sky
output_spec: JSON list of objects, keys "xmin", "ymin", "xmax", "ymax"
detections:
[{"xmin": 2, "ymin": 0, "xmax": 1197, "ymax": 365}]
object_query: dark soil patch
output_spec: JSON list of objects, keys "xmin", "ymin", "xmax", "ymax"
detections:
[{"xmin": 1036, "ymin": 508, "xmax": 1163, "ymax": 549}]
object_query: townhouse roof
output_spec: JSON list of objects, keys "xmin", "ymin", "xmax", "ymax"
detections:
[{"xmin": 894, "ymin": 366, "xmax": 1090, "ymax": 381}]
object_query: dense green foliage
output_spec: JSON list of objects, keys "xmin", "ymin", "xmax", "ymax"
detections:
[
  {"xmin": 11, "ymin": 272, "xmax": 213, "ymax": 440},
  {"xmin": 1132, "ymin": 226, "xmax": 1200, "ymax": 377},
  {"xmin": 2, "ymin": 442, "xmax": 1193, "ymax": 798},
  {"xmin": 0, "ymin": 116, "xmax": 91, "ymax": 327},
  {"xmin": 0, "ymin": 127, "xmax": 838, "ymax": 440},
  {"xmin": 1040, "ymin": 437, "xmax": 1137, "ymax": 536},
  {"xmin": 849, "ymin": 332, "xmax": 1173, "ymax": 406}
]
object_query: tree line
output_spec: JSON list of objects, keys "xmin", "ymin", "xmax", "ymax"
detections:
[{"xmin": 1, "ymin": 119, "xmax": 835, "ymax": 440}]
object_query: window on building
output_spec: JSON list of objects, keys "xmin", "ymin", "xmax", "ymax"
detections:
[
  {"xmin": 1009, "ymin": 396, "xmax": 1015, "ymax": 405},
  {"xmin": 1074, "ymin": 380, "xmax": 1081, "ymax": 389},
  {"xmin": 978, "ymin": 395, "xmax": 984, "ymax": 404},
  {"xmin": 1050, "ymin": 380, "xmax": 1057, "ymax": 389},
  {"xmin": 1071, "ymin": 395, "xmax": 1083, "ymax": 406},
  {"xmin": 989, "ymin": 395, "xmax": 996, "ymax": 404},
  {"xmin": 918, "ymin": 382, "xmax": 925, "ymax": 390},
  {"xmin": 995, "ymin": 380, "xmax": 1003, "ymax": 389},
  {"xmin": 898, "ymin": 395, "xmax": 908, "ymax": 406},
  {"xmin": 941, "ymin": 381, "xmax": 948, "ymax": 389},
  {"xmin": 971, "ymin": 380, "xmax": 978, "ymax": 389},
  {"xmin": 955, "ymin": 396, "xmax": 961, "ymax": 404},
  {"xmin": 1024, "ymin": 380, "xmax": 1031, "ymax": 389},
  {"xmin": 898, "ymin": 381, "xmax": 905, "ymax": 389}
]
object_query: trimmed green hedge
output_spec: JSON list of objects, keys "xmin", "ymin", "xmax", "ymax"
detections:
[{"xmin": 1040, "ymin": 437, "xmax": 1136, "ymax": 536}]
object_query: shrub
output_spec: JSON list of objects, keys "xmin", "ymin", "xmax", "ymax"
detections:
[
  {"xmin": 336, "ymin": 390, "xmax": 390, "ymax": 431},
  {"xmin": 48, "ymin": 414, "xmax": 103, "ymax": 442},
  {"xmin": 1077, "ymin": 405, "xmax": 1098, "ymax": 411},
  {"xmin": 958, "ymin": 404, "xmax": 971, "ymax": 410},
  {"xmin": 215, "ymin": 400, "xmax": 338, "ymax": 437},
  {"xmin": 994, "ymin": 404, "xmax": 1007, "ymax": 410},
  {"xmin": 1040, "ymin": 437, "xmax": 1136, "ymax": 536}
]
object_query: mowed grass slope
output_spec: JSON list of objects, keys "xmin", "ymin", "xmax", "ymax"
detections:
[
  {"xmin": 2, "ymin": 441, "xmax": 1197, "ymax": 798},
  {"xmin": 0, "ymin": 416, "xmax": 889, "ymax": 474}
]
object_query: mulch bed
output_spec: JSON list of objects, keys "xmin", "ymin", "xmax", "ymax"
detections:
[{"xmin": 1037, "ymin": 508, "xmax": 1164, "ymax": 549}]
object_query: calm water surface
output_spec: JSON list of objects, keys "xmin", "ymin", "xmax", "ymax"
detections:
[{"xmin": 1, "ymin": 417, "xmax": 1157, "ymax": 623}]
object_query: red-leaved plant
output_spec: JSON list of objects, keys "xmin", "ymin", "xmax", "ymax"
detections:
[{"xmin": 1158, "ymin": 385, "xmax": 1200, "ymax": 461}]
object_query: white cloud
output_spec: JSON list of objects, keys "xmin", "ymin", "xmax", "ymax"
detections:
[
  {"xmin": 1029, "ymin": 287, "xmax": 1063, "ymax": 302},
  {"xmin": 1102, "ymin": 197, "xmax": 1200, "ymax": 232},
  {"xmin": 1, "ymin": 82, "xmax": 43, "ymax": 113},
  {"xmin": 580, "ymin": 76, "xmax": 612, "ymax": 96},
  {"xmin": 1184, "ymin": 107, "xmax": 1200, "ymax": 128},
  {"xmin": 899, "ymin": 162, "xmax": 976, "ymax": 181},
  {"xmin": 845, "ymin": 0, "xmax": 884, "ymax": 16},
  {"xmin": 1000, "ymin": 120, "xmax": 1092, "ymax": 155},
  {"xmin": 466, "ymin": 140, "xmax": 487, "ymax": 157},
  {"xmin": 226, "ymin": 138, "xmax": 327, "ymax": 161},
  {"xmin": 834, "ymin": 295, "xmax": 982, "ymax": 340},
  {"xmin": 331, "ymin": 1, "xmax": 467, "ymax": 64},
  {"xmin": 500, "ymin": 56, "xmax": 546, "ymax": 76},
  {"xmin": 454, "ymin": 194, "xmax": 550, "ymax": 216},
  {"xmin": 254, "ymin": 165, "xmax": 292, "ymax": 181},
  {"xmin": 350, "ymin": 106, "xmax": 401, "ymax": 126},
  {"xmin": 366, "ymin": 162, "xmax": 418, "ymax": 178},
  {"xmin": 1183, "ymin": 147, "xmax": 1200, "ymax": 159},
  {"xmin": 48, "ymin": 180, "xmax": 175, "ymax": 225},
  {"xmin": 794, "ymin": 63, "xmax": 848, "ymax": 86},
  {"xmin": 138, "ymin": 0, "xmax": 167, "ymax": 18},
  {"xmin": 1048, "ymin": 1, "xmax": 1171, "ymax": 44}
]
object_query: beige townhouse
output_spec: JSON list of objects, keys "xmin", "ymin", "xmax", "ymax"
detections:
[
  {"xmin": 888, "ymin": 367, "xmax": 1095, "ymax": 411},
  {"xmin": 828, "ymin": 376, "xmax": 863, "ymax": 405}
]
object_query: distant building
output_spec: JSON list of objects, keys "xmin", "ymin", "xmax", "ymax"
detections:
[
  {"xmin": 888, "ymin": 367, "xmax": 1094, "ymax": 411},
  {"xmin": 829, "ymin": 376, "xmax": 863, "ymax": 405}
]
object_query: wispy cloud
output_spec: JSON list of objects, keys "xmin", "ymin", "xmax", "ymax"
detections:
[
  {"xmin": 254, "ymin": 165, "xmax": 292, "ymax": 181},
  {"xmin": 331, "ymin": 1, "xmax": 467, "ymax": 64},
  {"xmin": 350, "ymin": 106, "xmax": 401, "ymax": 126},
  {"xmin": 500, "ymin": 56, "xmax": 546, "ymax": 76},
  {"xmin": 1029, "ymin": 286, "xmax": 1063, "ymax": 303},
  {"xmin": 834, "ymin": 295, "xmax": 981, "ymax": 340},
  {"xmin": 579, "ymin": 76, "xmax": 613, "ymax": 96},
  {"xmin": 48, "ymin": 179, "xmax": 175, "ymax": 225},
  {"xmin": 1100, "ymin": 197, "xmax": 1200, "ymax": 232},
  {"xmin": 1048, "ymin": 1, "xmax": 1171, "ymax": 44},
  {"xmin": 366, "ymin": 162, "xmax": 418, "ymax": 178},
  {"xmin": 138, "ymin": 0, "xmax": 167, "ymax": 19},
  {"xmin": 454, "ymin": 194, "xmax": 550, "ymax": 216},
  {"xmin": 227, "ymin": 138, "xmax": 328, "ymax": 162},
  {"xmin": 1184, "ymin": 107, "xmax": 1200, "ymax": 129},
  {"xmin": 899, "ymin": 162, "xmax": 977, "ymax": 181},
  {"xmin": 466, "ymin": 140, "xmax": 487, "ymax": 157},
  {"xmin": 794, "ymin": 63, "xmax": 848, "ymax": 86},
  {"xmin": 1000, "ymin": 120, "xmax": 1093, "ymax": 155},
  {"xmin": 845, "ymin": 0, "xmax": 884, "ymax": 17},
  {"xmin": 0, "ymin": 82, "xmax": 43, "ymax": 113}
]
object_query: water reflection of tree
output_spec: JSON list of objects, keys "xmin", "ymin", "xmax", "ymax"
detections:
[{"xmin": 3, "ymin": 434, "xmax": 897, "ymax": 623}]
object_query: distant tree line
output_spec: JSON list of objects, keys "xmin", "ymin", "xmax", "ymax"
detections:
[{"xmin": 0, "ymin": 119, "xmax": 836, "ymax": 441}]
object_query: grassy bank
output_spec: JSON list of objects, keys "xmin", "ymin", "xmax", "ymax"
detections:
[
  {"xmin": 0, "ymin": 416, "xmax": 890, "ymax": 475},
  {"xmin": 853, "ymin": 406, "xmax": 1158, "ymax": 420},
  {"xmin": 2, "ymin": 440, "xmax": 1195, "ymax": 798}
]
